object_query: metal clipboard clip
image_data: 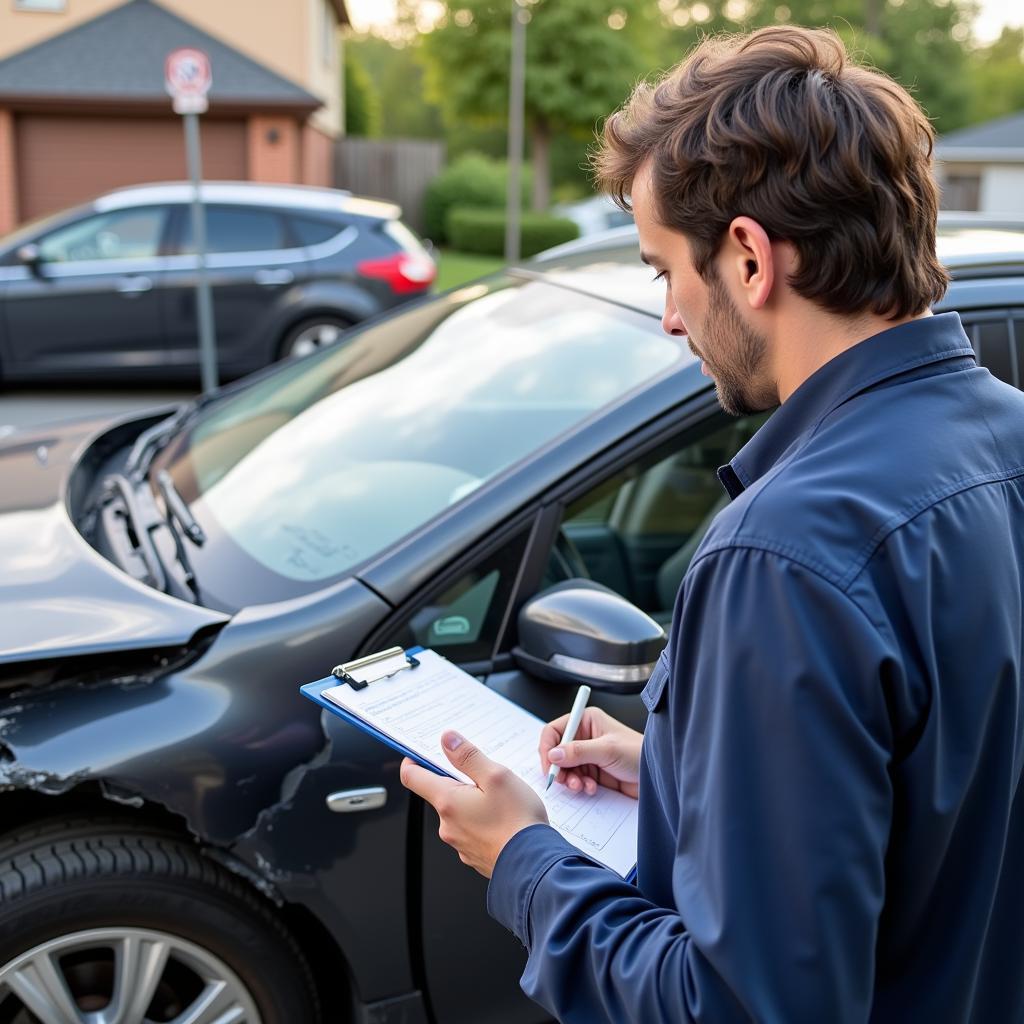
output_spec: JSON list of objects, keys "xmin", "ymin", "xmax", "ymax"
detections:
[{"xmin": 331, "ymin": 646, "xmax": 421, "ymax": 691}]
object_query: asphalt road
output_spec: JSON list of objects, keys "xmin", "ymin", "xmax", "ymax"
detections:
[{"xmin": 0, "ymin": 385, "xmax": 195, "ymax": 438}]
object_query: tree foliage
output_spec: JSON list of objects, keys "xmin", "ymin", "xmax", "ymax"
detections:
[
  {"xmin": 352, "ymin": 0, "xmax": 1024, "ymax": 201},
  {"xmin": 416, "ymin": 0, "xmax": 658, "ymax": 209},
  {"xmin": 344, "ymin": 50, "xmax": 382, "ymax": 136}
]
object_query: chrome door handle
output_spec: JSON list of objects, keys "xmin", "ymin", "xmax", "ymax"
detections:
[
  {"xmin": 326, "ymin": 787, "xmax": 387, "ymax": 813},
  {"xmin": 116, "ymin": 276, "xmax": 153, "ymax": 295},
  {"xmin": 254, "ymin": 268, "xmax": 294, "ymax": 286}
]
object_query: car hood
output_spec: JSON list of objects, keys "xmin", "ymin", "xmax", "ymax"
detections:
[{"xmin": 0, "ymin": 418, "xmax": 228, "ymax": 665}]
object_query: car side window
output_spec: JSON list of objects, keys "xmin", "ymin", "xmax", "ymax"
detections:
[
  {"xmin": 177, "ymin": 205, "xmax": 288, "ymax": 255},
  {"xmin": 381, "ymin": 528, "xmax": 532, "ymax": 664},
  {"xmin": 37, "ymin": 207, "xmax": 168, "ymax": 263},
  {"xmin": 546, "ymin": 413, "xmax": 769, "ymax": 625},
  {"xmin": 290, "ymin": 216, "xmax": 344, "ymax": 246},
  {"xmin": 962, "ymin": 311, "xmax": 1023, "ymax": 389}
]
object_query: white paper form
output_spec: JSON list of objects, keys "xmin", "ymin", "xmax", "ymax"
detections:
[{"xmin": 322, "ymin": 649, "xmax": 638, "ymax": 876}]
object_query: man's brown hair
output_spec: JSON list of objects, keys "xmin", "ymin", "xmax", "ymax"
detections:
[{"xmin": 595, "ymin": 26, "xmax": 949, "ymax": 320}]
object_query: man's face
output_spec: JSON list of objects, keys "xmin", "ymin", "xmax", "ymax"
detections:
[{"xmin": 631, "ymin": 163, "xmax": 776, "ymax": 416}]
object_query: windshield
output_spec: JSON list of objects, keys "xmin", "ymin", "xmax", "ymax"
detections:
[{"xmin": 158, "ymin": 277, "xmax": 686, "ymax": 607}]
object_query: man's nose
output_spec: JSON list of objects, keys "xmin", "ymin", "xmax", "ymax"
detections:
[{"xmin": 662, "ymin": 298, "xmax": 687, "ymax": 337}]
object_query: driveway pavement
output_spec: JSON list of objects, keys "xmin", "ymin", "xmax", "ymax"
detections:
[{"xmin": 0, "ymin": 385, "xmax": 194, "ymax": 437}]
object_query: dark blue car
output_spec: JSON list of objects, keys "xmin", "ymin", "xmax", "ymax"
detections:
[
  {"xmin": 0, "ymin": 181, "xmax": 436, "ymax": 384},
  {"xmin": 0, "ymin": 226, "xmax": 1021, "ymax": 1022}
]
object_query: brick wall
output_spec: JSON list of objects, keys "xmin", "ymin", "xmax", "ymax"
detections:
[
  {"xmin": 0, "ymin": 109, "xmax": 18, "ymax": 235},
  {"xmin": 247, "ymin": 115, "xmax": 300, "ymax": 184},
  {"xmin": 301, "ymin": 121, "xmax": 333, "ymax": 187}
]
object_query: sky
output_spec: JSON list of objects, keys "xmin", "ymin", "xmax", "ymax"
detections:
[{"xmin": 345, "ymin": 0, "xmax": 1023, "ymax": 43}]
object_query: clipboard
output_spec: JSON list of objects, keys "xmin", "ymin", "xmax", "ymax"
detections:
[{"xmin": 300, "ymin": 645, "xmax": 640, "ymax": 878}]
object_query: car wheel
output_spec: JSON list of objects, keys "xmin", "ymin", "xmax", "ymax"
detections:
[
  {"xmin": 0, "ymin": 819, "xmax": 320, "ymax": 1024},
  {"xmin": 280, "ymin": 317, "xmax": 352, "ymax": 360}
]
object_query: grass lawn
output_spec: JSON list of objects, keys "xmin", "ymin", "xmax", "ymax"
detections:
[{"xmin": 434, "ymin": 248, "xmax": 506, "ymax": 292}]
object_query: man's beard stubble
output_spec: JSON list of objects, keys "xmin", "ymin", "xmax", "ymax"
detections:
[{"xmin": 701, "ymin": 272, "xmax": 778, "ymax": 417}]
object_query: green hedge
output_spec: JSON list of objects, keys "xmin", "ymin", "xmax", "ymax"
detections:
[
  {"xmin": 424, "ymin": 153, "xmax": 531, "ymax": 244},
  {"xmin": 446, "ymin": 206, "xmax": 579, "ymax": 259}
]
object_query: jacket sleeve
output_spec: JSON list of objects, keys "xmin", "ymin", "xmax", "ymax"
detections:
[{"xmin": 486, "ymin": 546, "xmax": 897, "ymax": 1023}]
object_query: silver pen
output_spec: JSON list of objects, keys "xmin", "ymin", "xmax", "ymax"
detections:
[{"xmin": 546, "ymin": 684, "xmax": 592, "ymax": 791}]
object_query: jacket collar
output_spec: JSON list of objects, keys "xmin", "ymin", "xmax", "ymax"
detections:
[{"xmin": 717, "ymin": 312, "xmax": 976, "ymax": 498}]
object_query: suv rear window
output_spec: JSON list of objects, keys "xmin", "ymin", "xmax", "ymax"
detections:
[
  {"xmin": 289, "ymin": 216, "xmax": 343, "ymax": 246},
  {"xmin": 178, "ymin": 206, "xmax": 288, "ymax": 255}
]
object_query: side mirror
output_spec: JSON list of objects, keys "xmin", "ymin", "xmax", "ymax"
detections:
[
  {"xmin": 16, "ymin": 244, "xmax": 43, "ymax": 275},
  {"xmin": 512, "ymin": 580, "xmax": 666, "ymax": 694}
]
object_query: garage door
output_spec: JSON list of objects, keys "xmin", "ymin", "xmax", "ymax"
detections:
[{"xmin": 15, "ymin": 114, "xmax": 248, "ymax": 222}]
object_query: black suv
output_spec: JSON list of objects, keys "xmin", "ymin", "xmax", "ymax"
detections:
[{"xmin": 0, "ymin": 181, "xmax": 436, "ymax": 383}]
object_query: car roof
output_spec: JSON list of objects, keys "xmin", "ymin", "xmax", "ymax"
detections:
[
  {"xmin": 531, "ymin": 222, "xmax": 1024, "ymax": 318},
  {"xmin": 92, "ymin": 181, "xmax": 402, "ymax": 221}
]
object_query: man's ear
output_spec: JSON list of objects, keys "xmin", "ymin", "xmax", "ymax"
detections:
[{"xmin": 724, "ymin": 217, "xmax": 774, "ymax": 310}]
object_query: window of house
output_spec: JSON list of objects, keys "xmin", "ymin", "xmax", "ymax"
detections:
[
  {"xmin": 940, "ymin": 174, "xmax": 981, "ymax": 212},
  {"xmin": 321, "ymin": 1, "xmax": 335, "ymax": 67},
  {"xmin": 14, "ymin": 0, "xmax": 66, "ymax": 11}
]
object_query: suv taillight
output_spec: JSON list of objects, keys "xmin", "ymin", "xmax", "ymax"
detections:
[{"xmin": 357, "ymin": 252, "xmax": 436, "ymax": 294}]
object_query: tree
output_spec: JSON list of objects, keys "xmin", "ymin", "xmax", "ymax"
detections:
[
  {"xmin": 344, "ymin": 50, "xmax": 382, "ymax": 137},
  {"xmin": 967, "ymin": 27, "xmax": 1024, "ymax": 125},
  {"xmin": 649, "ymin": 0, "xmax": 977, "ymax": 133},
  {"xmin": 346, "ymin": 32, "xmax": 446, "ymax": 139},
  {"xmin": 416, "ymin": 0, "xmax": 657, "ymax": 211}
]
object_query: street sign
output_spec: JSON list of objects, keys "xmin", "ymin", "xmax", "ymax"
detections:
[
  {"xmin": 165, "ymin": 48, "xmax": 212, "ymax": 115},
  {"xmin": 166, "ymin": 47, "xmax": 218, "ymax": 393}
]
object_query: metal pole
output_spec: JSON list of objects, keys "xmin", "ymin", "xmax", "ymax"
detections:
[
  {"xmin": 184, "ymin": 111, "xmax": 218, "ymax": 393},
  {"xmin": 504, "ymin": 0, "xmax": 527, "ymax": 264}
]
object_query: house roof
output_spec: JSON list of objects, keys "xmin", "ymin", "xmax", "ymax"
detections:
[
  {"xmin": 0, "ymin": 0, "xmax": 322, "ymax": 112},
  {"xmin": 936, "ymin": 109, "xmax": 1024, "ymax": 164}
]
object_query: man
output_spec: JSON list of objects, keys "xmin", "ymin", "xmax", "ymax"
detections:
[{"xmin": 401, "ymin": 25, "xmax": 1024, "ymax": 1023}]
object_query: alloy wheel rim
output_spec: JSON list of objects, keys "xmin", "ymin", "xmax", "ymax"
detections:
[
  {"xmin": 289, "ymin": 323, "xmax": 343, "ymax": 358},
  {"xmin": 0, "ymin": 927, "xmax": 263, "ymax": 1024}
]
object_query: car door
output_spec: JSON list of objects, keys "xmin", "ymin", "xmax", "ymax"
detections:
[
  {"xmin": 364, "ymin": 404, "xmax": 764, "ymax": 1024},
  {"xmin": 161, "ymin": 204, "xmax": 306, "ymax": 375},
  {"xmin": 2, "ymin": 205, "xmax": 172, "ymax": 376}
]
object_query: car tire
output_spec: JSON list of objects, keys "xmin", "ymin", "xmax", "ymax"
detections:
[
  {"xmin": 280, "ymin": 316, "xmax": 353, "ymax": 360},
  {"xmin": 0, "ymin": 818, "xmax": 320, "ymax": 1023}
]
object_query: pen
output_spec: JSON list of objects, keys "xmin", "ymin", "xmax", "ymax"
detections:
[{"xmin": 546, "ymin": 684, "xmax": 592, "ymax": 791}]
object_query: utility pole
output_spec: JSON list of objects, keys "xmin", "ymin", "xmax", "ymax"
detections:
[{"xmin": 504, "ymin": 0, "xmax": 528, "ymax": 263}]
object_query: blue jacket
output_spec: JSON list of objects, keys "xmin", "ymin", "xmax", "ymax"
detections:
[{"xmin": 487, "ymin": 313, "xmax": 1024, "ymax": 1023}]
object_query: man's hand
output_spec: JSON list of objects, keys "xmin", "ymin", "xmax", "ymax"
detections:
[
  {"xmin": 400, "ymin": 731, "xmax": 548, "ymax": 878},
  {"xmin": 540, "ymin": 707, "xmax": 643, "ymax": 799}
]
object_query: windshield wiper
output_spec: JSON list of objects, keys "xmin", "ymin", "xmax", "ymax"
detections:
[
  {"xmin": 98, "ymin": 473, "xmax": 201, "ymax": 603},
  {"xmin": 123, "ymin": 394, "xmax": 214, "ymax": 483},
  {"xmin": 156, "ymin": 470, "xmax": 206, "ymax": 545}
]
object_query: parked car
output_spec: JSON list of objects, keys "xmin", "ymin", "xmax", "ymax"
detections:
[
  {"xmin": 552, "ymin": 193, "xmax": 634, "ymax": 237},
  {"xmin": 0, "ymin": 229, "xmax": 1022, "ymax": 1022},
  {"xmin": 0, "ymin": 181, "xmax": 436, "ymax": 384}
]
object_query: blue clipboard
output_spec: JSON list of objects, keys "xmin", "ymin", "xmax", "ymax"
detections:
[{"xmin": 300, "ymin": 644, "xmax": 640, "ymax": 883}]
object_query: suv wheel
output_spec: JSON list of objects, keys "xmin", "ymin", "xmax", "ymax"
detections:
[
  {"xmin": 0, "ymin": 819, "xmax": 320, "ymax": 1023},
  {"xmin": 281, "ymin": 317, "xmax": 352, "ymax": 360}
]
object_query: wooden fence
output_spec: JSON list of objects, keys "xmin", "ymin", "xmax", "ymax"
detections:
[{"xmin": 334, "ymin": 137, "xmax": 446, "ymax": 235}]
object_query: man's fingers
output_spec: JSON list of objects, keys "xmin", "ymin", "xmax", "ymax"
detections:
[
  {"xmin": 548, "ymin": 735, "xmax": 617, "ymax": 770},
  {"xmin": 441, "ymin": 731, "xmax": 500, "ymax": 786},
  {"xmin": 400, "ymin": 757, "xmax": 459, "ymax": 806}
]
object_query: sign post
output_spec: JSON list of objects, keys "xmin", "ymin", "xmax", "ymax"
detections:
[{"xmin": 165, "ymin": 48, "xmax": 218, "ymax": 394}]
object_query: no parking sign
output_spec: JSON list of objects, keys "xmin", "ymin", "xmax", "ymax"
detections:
[{"xmin": 165, "ymin": 48, "xmax": 212, "ymax": 115}]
